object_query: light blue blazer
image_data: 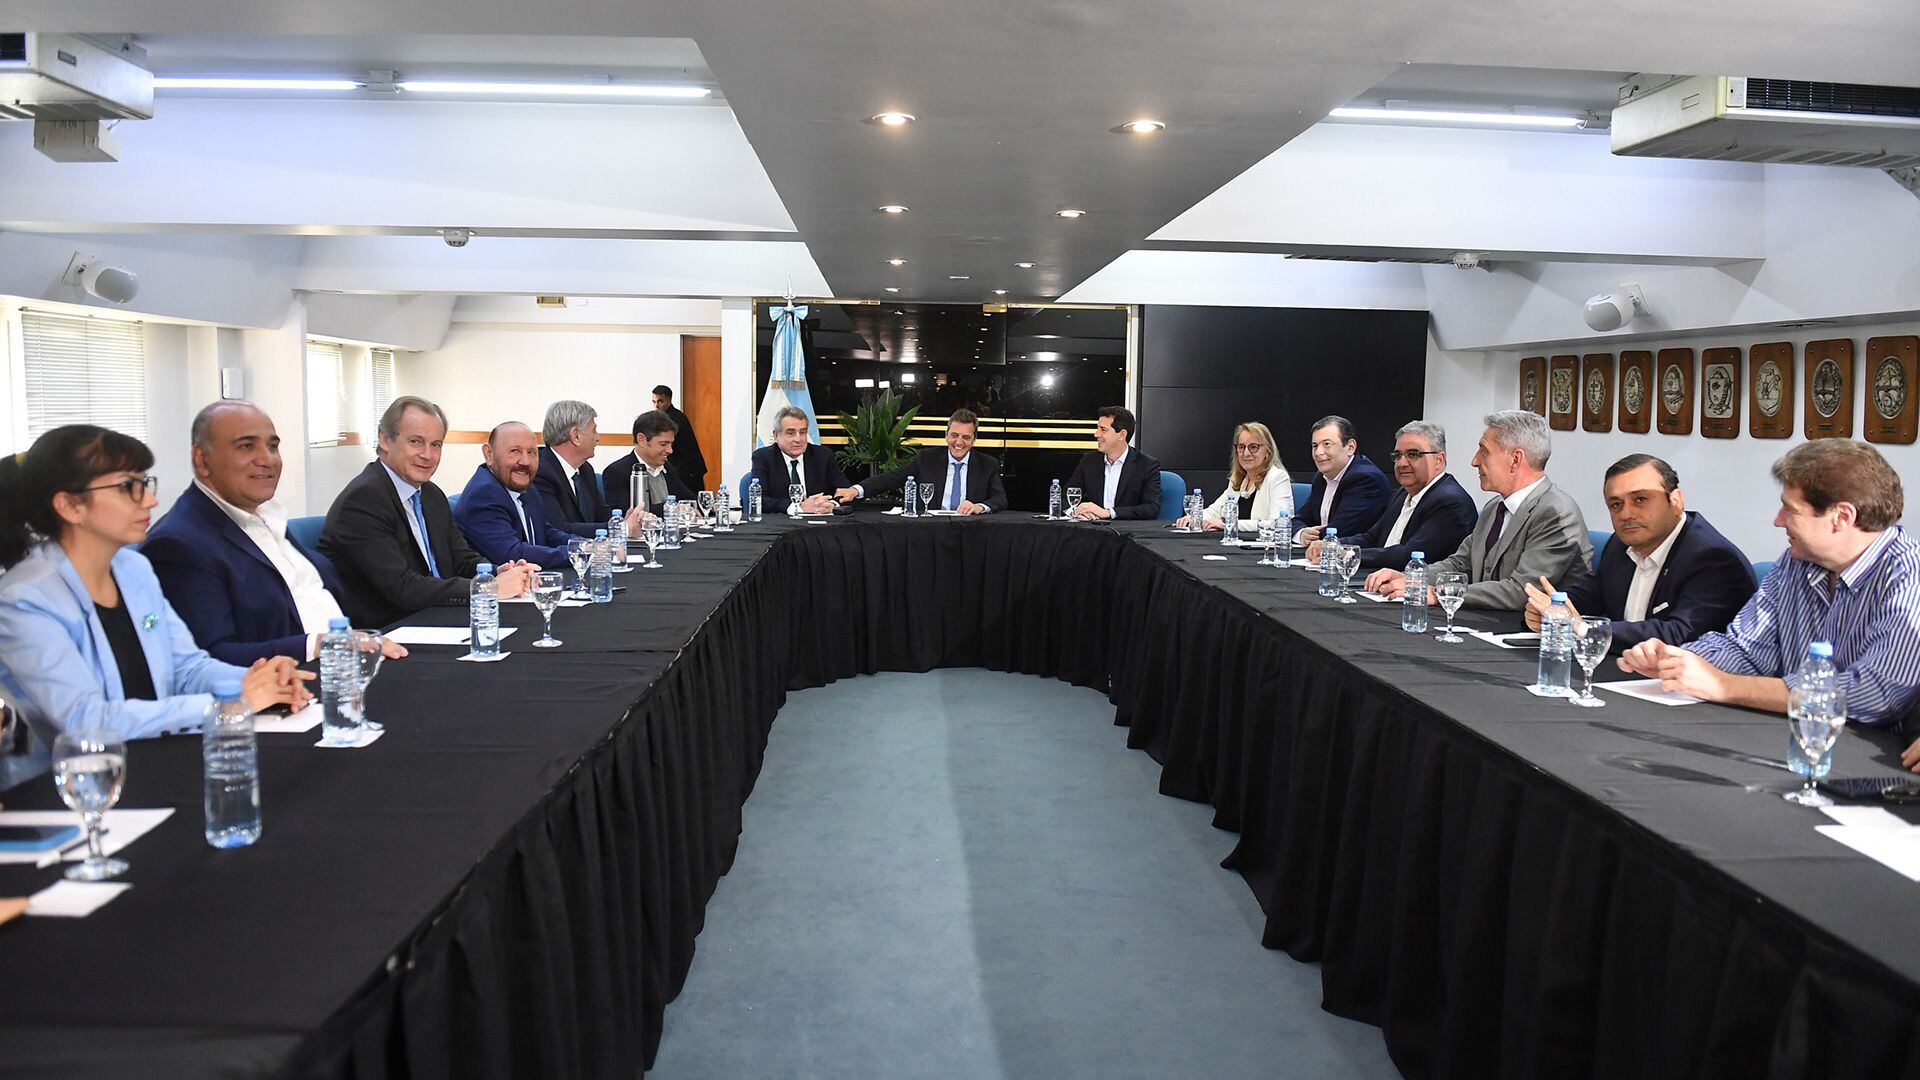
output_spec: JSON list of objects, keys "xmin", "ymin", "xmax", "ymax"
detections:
[{"xmin": 0, "ymin": 542, "xmax": 245, "ymax": 788}]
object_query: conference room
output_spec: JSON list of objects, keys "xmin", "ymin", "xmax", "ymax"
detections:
[{"xmin": 3, "ymin": 8, "xmax": 1920, "ymax": 1078}]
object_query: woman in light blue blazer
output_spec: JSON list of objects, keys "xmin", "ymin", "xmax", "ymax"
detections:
[{"xmin": 0, "ymin": 425, "xmax": 308, "ymax": 788}]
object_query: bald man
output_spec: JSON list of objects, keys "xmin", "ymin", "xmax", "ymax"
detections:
[{"xmin": 454, "ymin": 421, "xmax": 575, "ymax": 569}]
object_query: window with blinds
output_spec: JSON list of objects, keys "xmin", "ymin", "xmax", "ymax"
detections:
[
  {"xmin": 20, "ymin": 312, "xmax": 149, "ymax": 442},
  {"xmin": 369, "ymin": 348, "xmax": 396, "ymax": 430},
  {"xmin": 306, "ymin": 340, "xmax": 347, "ymax": 447}
]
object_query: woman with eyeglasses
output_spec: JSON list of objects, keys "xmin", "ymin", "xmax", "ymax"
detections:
[
  {"xmin": 1176, "ymin": 421, "xmax": 1293, "ymax": 532},
  {"xmin": 0, "ymin": 425, "xmax": 309, "ymax": 783}
]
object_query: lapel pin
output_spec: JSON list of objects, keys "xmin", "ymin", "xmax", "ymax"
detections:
[{"xmin": 142, "ymin": 613, "xmax": 159, "ymax": 631}]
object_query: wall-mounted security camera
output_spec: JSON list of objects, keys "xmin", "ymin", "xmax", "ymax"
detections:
[
  {"xmin": 1583, "ymin": 284, "xmax": 1647, "ymax": 333},
  {"xmin": 1450, "ymin": 251, "xmax": 1487, "ymax": 271},
  {"xmin": 441, "ymin": 228, "xmax": 474, "ymax": 248},
  {"xmin": 61, "ymin": 252, "xmax": 140, "ymax": 304}
]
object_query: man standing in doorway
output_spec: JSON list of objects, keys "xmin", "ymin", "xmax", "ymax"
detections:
[{"xmin": 653, "ymin": 385, "xmax": 708, "ymax": 494}]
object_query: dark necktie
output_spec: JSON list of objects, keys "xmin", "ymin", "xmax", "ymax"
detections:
[
  {"xmin": 517, "ymin": 499, "xmax": 533, "ymax": 543},
  {"xmin": 574, "ymin": 465, "xmax": 596, "ymax": 519},
  {"xmin": 1483, "ymin": 500, "xmax": 1509, "ymax": 558},
  {"xmin": 788, "ymin": 458, "xmax": 802, "ymax": 490},
  {"xmin": 948, "ymin": 459, "xmax": 964, "ymax": 510}
]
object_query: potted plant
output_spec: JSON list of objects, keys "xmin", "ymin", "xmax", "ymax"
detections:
[{"xmin": 835, "ymin": 389, "xmax": 920, "ymax": 500}]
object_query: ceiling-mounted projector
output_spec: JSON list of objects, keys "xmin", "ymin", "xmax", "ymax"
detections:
[{"xmin": 62, "ymin": 252, "xmax": 139, "ymax": 304}]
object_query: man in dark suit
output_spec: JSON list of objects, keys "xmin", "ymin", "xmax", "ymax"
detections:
[
  {"xmin": 1525, "ymin": 454, "xmax": 1756, "ymax": 650},
  {"xmin": 653, "ymin": 385, "xmax": 708, "ymax": 494},
  {"xmin": 532, "ymin": 399, "xmax": 610, "ymax": 537},
  {"xmin": 1292, "ymin": 414, "xmax": 1392, "ymax": 539},
  {"xmin": 751, "ymin": 406, "xmax": 851, "ymax": 515},
  {"xmin": 145, "ymin": 401, "xmax": 386, "ymax": 665},
  {"xmin": 319, "ymin": 396, "xmax": 533, "ymax": 627},
  {"xmin": 1066, "ymin": 405, "xmax": 1162, "ymax": 520},
  {"xmin": 454, "ymin": 421, "xmax": 575, "ymax": 570},
  {"xmin": 606, "ymin": 409, "xmax": 695, "ymax": 516},
  {"xmin": 1306, "ymin": 420, "xmax": 1478, "ymax": 571},
  {"xmin": 835, "ymin": 408, "xmax": 1008, "ymax": 514}
]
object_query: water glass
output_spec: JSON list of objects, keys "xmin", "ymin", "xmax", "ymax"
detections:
[
  {"xmin": 698, "ymin": 490, "xmax": 716, "ymax": 527},
  {"xmin": 532, "ymin": 571, "xmax": 564, "ymax": 647},
  {"xmin": 52, "ymin": 731, "xmax": 128, "ymax": 882},
  {"xmin": 642, "ymin": 519, "xmax": 665, "ymax": 567},
  {"xmin": 788, "ymin": 482, "xmax": 805, "ymax": 516},
  {"xmin": 1786, "ymin": 686, "xmax": 1848, "ymax": 807},
  {"xmin": 1568, "ymin": 617, "xmax": 1612, "ymax": 706},
  {"xmin": 1334, "ymin": 544, "xmax": 1364, "ymax": 602},
  {"xmin": 1065, "ymin": 486, "xmax": 1082, "ymax": 516},
  {"xmin": 921, "ymin": 481, "xmax": 938, "ymax": 515},
  {"xmin": 351, "ymin": 629, "xmax": 388, "ymax": 732},
  {"xmin": 566, "ymin": 538, "xmax": 592, "ymax": 599},
  {"xmin": 1434, "ymin": 572, "xmax": 1468, "ymax": 642}
]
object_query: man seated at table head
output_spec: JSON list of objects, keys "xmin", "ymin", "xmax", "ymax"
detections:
[
  {"xmin": 532, "ymin": 399, "xmax": 609, "ymax": 537},
  {"xmin": 319, "ymin": 395, "xmax": 532, "ymax": 627},
  {"xmin": 1305, "ymin": 420, "xmax": 1475, "ymax": 571},
  {"xmin": 1523, "ymin": 453, "xmax": 1755, "ymax": 650},
  {"xmin": 454, "ymin": 421, "xmax": 575, "ymax": 570},
  {"xmin": 144, "ymin": 401, "xmax": 405, "ymax": 665},
  {"xmin": 1617, "ymin": 441, "xmax": 1920, "ymax": 764},
  {"xmin": 1291, "ymin": 414, "xmax": 1391, "ymax": 542},
  {"xmin": 1065, "ymin": 405, "xmax": 1162, "ymax": 520},
  {"xmin": 1367, "ymin": 409, "xmax": 1591, "ymax": 608},
  {"xmin": 834, "ymin": 408, "xmax": 1008, "ymax": 514},
  {"xmin": 751, "ymin": 406, "xmax": 847, "ymax": 515},
  {"xmin": 605, "ymin": 409, "xmax": 694, "ymax": 517}
]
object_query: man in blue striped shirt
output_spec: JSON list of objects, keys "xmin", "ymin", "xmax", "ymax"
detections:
[{"xmin": 1619, "ymin": 441, "xmax": 1920, "ymax": 755}]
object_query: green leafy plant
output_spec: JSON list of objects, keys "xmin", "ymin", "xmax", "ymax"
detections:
[{"xmin": 835, "ymin": 389, "xmax": 921, "ymax": 483}]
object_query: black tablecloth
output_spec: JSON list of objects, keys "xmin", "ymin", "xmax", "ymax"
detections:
[{"xmin": 2, "ymin": 513, "xmax": 1917, "ymax": 1079}]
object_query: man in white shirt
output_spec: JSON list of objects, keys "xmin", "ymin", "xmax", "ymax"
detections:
[{"xmin": 145, "ymin": 401, "xmax": 407, "ymax": 664}]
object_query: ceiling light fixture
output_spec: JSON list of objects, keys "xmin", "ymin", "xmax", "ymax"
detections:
[
  {"xmin": 887, "ymin": 258, "xmax": 906, "ymax": 266},
  {"xmin": 1328, "ymin": 105, "xmax": 1586, "ymax": 129},
  {"xmin": 993, "ymin": 289, "xmax": 1008, "ymax": 295},
  {"xmin": 865, "ymin": 111, "xmax": 917, "ymax": 127},
  {"xmin": 949, "ymin": 275, "xmax": 971, "ymax": 280},
  {"xmin": 1053, "ymin": 209, "xmax": 1088, "ymax": 219},
  {"xmin": 884, "ymin": 287, "xmax": 900, "ymax": 293},
  {"xmin": 153, "ymin": 77, "xmax": 365, "ymax": 91},
  {"xmin": 877, "ymin": 205, "xmax": 910, "ymax": 214},
  {"xmin": 1014, "ymin": 262, "xmax": 1036, "ymax": 269},
  {"xmin": 1110, "ymin": 118, "xmax": 1166, "ymax": 135},
  {"xmin": 397, "ymin": 80, "xmax": 712, "ymax": 98}
]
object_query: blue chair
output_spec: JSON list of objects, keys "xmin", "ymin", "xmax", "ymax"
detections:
[
  {"xmin": 1158, "ymin": 470, "xmax": 1185, "ymax": 521},
  {"xmin": 287, "ymin": 515, "xmax": 326, "ymax": 552},
  {"xmin": 1292, "ymin": 482, "xmax": 1311, "ymax": 514},
  {"xmin": 1589, "ymin": 529, "xmax": 1612, "ymax": 570},
  {"xmin": 447, "ymin": 493, "xmax": 461, "ymax": 513},
  {"xmin": 1753, "ymin": 560, "xmax": 1775, "ymax": 584}
]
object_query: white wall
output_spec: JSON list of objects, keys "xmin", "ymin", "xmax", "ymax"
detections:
[{"xmin": 0, "ymin": 231, "xmax": 301, "ymax": 330}]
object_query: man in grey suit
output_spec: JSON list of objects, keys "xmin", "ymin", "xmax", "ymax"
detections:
[{"xmin": 1367, "ymin": 409, "xmax": 1591, "ymax": 609}]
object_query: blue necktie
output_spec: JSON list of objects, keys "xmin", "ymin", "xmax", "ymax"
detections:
[
  {"xmin": 947, "ymin": 459, "xmax": 963, "ymax": 510},
  {"xmin": 411, "ymin": 491, "xmax": 441, "ymax": 577}
]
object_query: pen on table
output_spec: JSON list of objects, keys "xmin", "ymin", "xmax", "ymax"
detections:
[{"xmin": 36, "ymin": 829, "xmax": 103, "ymax": 869}]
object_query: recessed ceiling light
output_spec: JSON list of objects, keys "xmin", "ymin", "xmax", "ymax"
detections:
[
  {"xmin": 1111, "ymin": 119, "xmax": 1166, "ymax": 135},
  {"xmin": 877, "ymin": 205, "xmax": 910, "ymax": 214},
  {"xmin": 1054, "ymin": 209, "xmax": 1088, "ymax": 219},
  {"xmin": 993, "ymin": 289, "xmax": 1008, "ymax": 295},
  {"xmin": 865, "ymin": 111, "xmax": 917, "ymax": 127},
  {"xmin": 1014, "ymin": 262, "xmax": 1036, "ymax": 269},
  {"xmin": 886, "ymin": 258, "xmax": 906, "ymax": 266},
  {"xmin": 398, "ymin": 80, "xmax": 711, "ymax": 98},
  {"xmin": 884, "ymin": 287, "xmax": 900, "ymax": 293},
  {"xmin": 949, "ymin": 275, "xmax": 971, "ymax": 280}
]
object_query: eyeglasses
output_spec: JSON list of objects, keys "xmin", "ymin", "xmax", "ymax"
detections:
[
  {"xmin": 78, "ymin": 474, "xmax": 158, "ymax": 502},
  {"xmin": 1388, "ymin": 450, "xmax": 1437, "ymax": 462},
  {"xmin": 1233, "ymin": 443, "xmax": 1266, "ymax": 454}
]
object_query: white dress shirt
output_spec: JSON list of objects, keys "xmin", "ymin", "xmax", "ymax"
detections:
[
  {"xmin": 1384, "ymin": 474, "xmax": 1444, "ymax": 547},
  {"xmin": 507, "ymin": 489, "xmax": 534, "ymax": 542},
  {"xmin": 1624, "ymin": 514, "xmax": 1688, "ymax": 621},
  {"xmin": 1101, "ymin": 447, "xmax": 1130, "ymax": 512},
  {"xmin": 382, "ymin": 462, "xmax": 438, "ymax": 569},
  {"xmin": 1500, "ymin": 475, "xmax": 1547, "ymax": 517},
  {"xmin": 1319, "ymin": 459, "xmax": 1352, "ymax": 525},
  {"xmin": 195, "ymin": 479, "xmax": 345, "ymax": 659},
  {"xmin": 782, "ymin": 452, "xmax": 808, "ymax": 494}
]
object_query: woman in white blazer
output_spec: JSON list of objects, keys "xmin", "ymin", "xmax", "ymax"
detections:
[{"xmin": 1180, "ymin": 421, "xmax": 1293, "ymax": 532}]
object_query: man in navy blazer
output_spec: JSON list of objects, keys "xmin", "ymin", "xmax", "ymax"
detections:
[
  {"xmin": 1307, "ymin": 420, "xmax": 1477, "ymax": 570},
  {"xmin": 454, "ymin": 422, "xmax": 574, "ymax": 570},
  {"xmin": 1065, "ymin": 405, "xmax": 1163, "ymax": 520},
  {"xmin": 1525, "ymin": 454, "xmax": 1756, "ymax": 650},
  {"xmin": 1292, "ymin": 414, "xmax": 1392, "ymax": 539},
  {"xmin": 751, "ymin": 406, "xmax": 851, "ymax": 514},
  {"xmin": 145, "ymin": 401, "xmax": 368, "ymax": 665},
  {"xmin": 531, "ymin": 399, "xmax": 610, "ymax": 536}
]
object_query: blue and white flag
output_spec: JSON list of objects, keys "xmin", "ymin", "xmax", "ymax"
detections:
[{"xmin": 757, "ymin": 302, "xmax": 817, "ymax": 447}]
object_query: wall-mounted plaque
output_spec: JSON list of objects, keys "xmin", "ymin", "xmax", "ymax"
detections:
[
  {"xmin": 1619, "ymin": 351, "xmax": 1653, "ymax": 433},
  {"xmin": 1863, "ymin": 335, "xmax": 1918, "ymax": 445},
  {"xmin": 1748, "ymin": 342, "xmax": 1794, "ymax": 438},
  {"xmin": 1519, "ymin": 356, "xmax": 1547, "ymax": 416},
  {"xmin": 1656, "ymin": 348, "xmax": 1694, "ymax": 435},
  {"xmin": 1547, "ymin": 355, "xmax": 1578, "ymax": 430},
  {"xmin": 1804, "ymin": 339, "xmax": 1855, "ymax": 439},
  {"xmin": 1581, "ymin": 353, "xmax": 1613, "ymax": 432},
  {"xmin": 1700, "ymin": 347, "xmax": 1741, "ymax": 439}
]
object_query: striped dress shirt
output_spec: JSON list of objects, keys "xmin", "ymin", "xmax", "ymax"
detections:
[{"xmin": 1686, "ymin": 526, "xmax": 1920, "ymax": 727}]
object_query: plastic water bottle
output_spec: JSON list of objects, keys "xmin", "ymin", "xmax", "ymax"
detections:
[
  {"xmin": 747, "ymin": 477, "xmax": 763, "ymax": 523},
  {"xmin": 203, "ymin": 679, "xmax": 260, "ymax": 848},
  {"xmin": 715, "ymin": 483, "xmax": 733, "ymax": 531},
  {"xmin": 904, "ymin": 475, "xmax": 919, "ymax": 517},
  {"xmin": 1049, "ymin": 479, "xmax": 1063, "ymax": 520},
  {"xmin": 607, "ymin": 510, "xmax": 629, "ymax": 568},
  {"xmin": 470, "ymin": 562, "xmax": 501, "ymax": 657},
  {"xmin": 588, "ymin": 531, "xmax": 614, "ymax": 603},
  {"xmin": 1219, "ymin": 489, "xmax": 1239, "ymax": 542},
  {"xmin": 1317, "ymin": 527, "xmax": 1340, "ymax": 595},
  {"xmin": 1186, "ymin": 488, "xmax": 1203, "ymax": 532},
  {"xmin": 1535, "ymin": 591, "xmax": 1574, "ymax": 695},
  {"xmin": 1788, "ymin": 641, "xmax": 1841, "ymax": 777},
  {"xmin": 1401, "ymin": 551, "xmax": 1430, "ymax": 632},
  {"xmin": 662, "ymin": 496, "xmax": 684, "ymax": 547},
  {"xmin": 319, "ymin": 617, "xmax": 360, "ymax": 745},
  {"xmin": 1276, "ymin": 515, "xmax": 1293, "ymax": 562}
]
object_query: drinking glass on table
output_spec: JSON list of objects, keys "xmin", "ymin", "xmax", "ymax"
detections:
[
  {"xmin": 1260, "ymin": 520, "xmax": 1283, "ymax": 566},
  {"xmin": 532, "ymin": 570, "xmax": 565, "ymax": 647},
  {"xmin": 1568, "ymin": 617, "xmax": 1612, "ymax": 707},
  {"xmin": 641, "ymin": 518, "xmax": 665, "ymax": 568},
  {"xmin": 788, "ymin": 483, "xmax": 805, "ymax": 517},
  {"xmin": 921, "ymin": 481, "xmax": 938, "ymax": 516},
  {"xmin": 697, "ymin": 490, "xmax": 716, "ymax": 527},
  {"xmin": 1065, "ymin": 486, "xmax": 1082, "ymax": 517},
  {"xmin": 351, "ymin": 629, "xmax": 389, "ymax": 732},
  {"xmin": 1333, "ymin": 543, "xmax": 1364, "ymax": 603},
  {"xmin": 566, "ymin": 538, "xmax": 592, "ymax": 599},
  {"xmin": 52, "ymin": 731, "xmax": 127, "ymax": 882},
  {"xmin": 1434, "ymin": 572, "xmax": 1468, "ymax": 642},
  {"xmin": 1785, "ymin": 683, "xmax": 1848, "ymax": 807}
]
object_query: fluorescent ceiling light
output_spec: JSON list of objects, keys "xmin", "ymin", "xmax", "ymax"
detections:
[
  {"xmin": 1328, "ymin": 106, "xmax": 1585, "ymax": 129},
  {"xmin": 154, "ymin": 77, "xmax": 362, "ymax": 91},
  {"xmin": 398, "ymin": 80, "xmax": 711, "ymax": 98}
]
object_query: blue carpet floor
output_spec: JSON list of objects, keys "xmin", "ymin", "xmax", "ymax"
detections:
[{"xmin": 649, "ymin": 670, "xmax": 1398, "ymax": 1079}]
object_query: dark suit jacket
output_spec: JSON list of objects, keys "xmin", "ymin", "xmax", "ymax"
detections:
[
  {"xmin": 1065, "ymin": 446, "xmax": 1164, "ymax": 521},
  {"xmin": 1353, "ymin": 473, "xmax": 1479, "ymax": 570},
  {"xmin": 604, "ymin": 451, "xmax": 695, "ymax": 514},
  {"xmin": 751, "ymin": 444, "xmax": 852, "ymax": 513},
  {"xmin": 663, "ymin": 405, "xmax": 707, "ymax": 491},
  {"xmin": 532, "ymin": 445, "xmax": 610, "ymax": 537},
  {"xmin": 1563, "ymin": 511, "xmax": 1757, "ymax": 650},
  {"xmin": 1293, "ymin": 454, "xmax": 1392, "ymax": 537},
  {"xmin": 318, "ymin": 461, "xmax": 482, "ymax": 627},
  {"xmin": 142, "ymin": 483, "xmax": 348, "ymax": 665},
  {"xmin": 860, "ymin": 447, "xmax": 1008, "ymax": 513},
  {"xmin": 454, "ymin": 465, "xmax": 573, "ymax": 570}
]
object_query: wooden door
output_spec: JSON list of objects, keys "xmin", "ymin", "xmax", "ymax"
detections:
[{"xmin": 680, "ymin": 335, "xmax": 723, "ymax": 491}]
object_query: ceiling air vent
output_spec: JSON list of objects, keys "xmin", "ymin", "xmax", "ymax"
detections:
[
  {"xmin": 1613, "ymin": 75, "xmax": 1920, "ymax": 169},
  {"xmin": 0, "ymin": 34, "xmax": 27, "ymax": 64}
]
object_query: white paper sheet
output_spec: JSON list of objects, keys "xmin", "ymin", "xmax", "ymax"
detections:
[
  {"xmin": 501, "ymin": 595, "xmax": 592, "ymax": 608},
  {"xmin": 1816, "ymin": 824, "xmax": 1920, "ymax": 882},
  {"xmin": 1821, "ymin": 805, "xmax": 1911, "ymax": 831},
  {"xmin": 0, "ymin": 808, "xmax": 176, "ymax": 865},
  {"xmin": 1594, "ymin": 678, "xmax": 1704, "ymax": 706},
  {"xmin": 313, "ymin": 728, "xmax": 386, "ymax": 749},
  {"xmin": 254, "ymin": 702, "xmax": 323, "ymax": 734},
  {"xmin": 456, "ymin": 651, "xmax": 512, "ymax": 663},
  {"xmin": 1354, "ymin": 590, "xmax": 1393, "ymax": 603},
  {"xmin": 1464, "ymin": 629, "xmax": 1543, "ymax": 651},
  {"xmin": 385, "ymin": 626, "xmax": 518, "ymax": 646},
  {"xmin": 1201, "ymin": 554, "xmax": 1228, "ymax": 561},
  {"xmin": 27, "ymin": 880, "xmax": 130, "ymax": 918}
]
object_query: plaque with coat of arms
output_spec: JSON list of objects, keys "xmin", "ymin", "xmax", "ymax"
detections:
[
  {"xmin": 1863, "ymin": 335, "xmax": 1918, "ymax": 445},
  {"xmin": 1618, "ymin": 351, "xmax": 1653, "ymax": 433},
  {"xmin": 1547, "ymin": 355, "xmax": 1578, "ymax": 430},
  {"xmin": 1519, "ymin": 356, "xmax": 1547, "ymax": 416},
  {"xmin": 1656, "ymin": 348, "xmax": 1694, "ymax": 435},
  {"xmin": 1700, "ymin": 347, "xmax": 1741, "ymax": 439},
  {"xmin": 1580, "ymin": 353, "xmax": 1613, "ymax": 432},
  {"xmin": 1804, "ymin": 339, "xmax": 1854, "ymax": 439},
  {"xmin": 1748, "ymin": 342, "xmax": 1794, "ymax": 438}
]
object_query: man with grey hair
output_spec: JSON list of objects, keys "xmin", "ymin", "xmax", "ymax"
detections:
[
  {"xmin": 1367, "ymin": 409, "xmax": 1591, "ymax": 609},
  {"xmin": 751, "ymin": 406, "xmax": 848, "ymax": 515},
  {"xmin": 532, "ymin": 399, "xmax": 609, "ymax": 537},
  {"xmin": 1309, "ymin": 419, "xmax": 1477, "ymax": 571}
]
